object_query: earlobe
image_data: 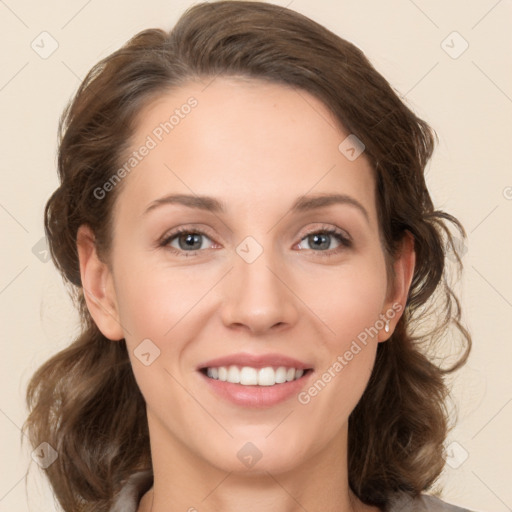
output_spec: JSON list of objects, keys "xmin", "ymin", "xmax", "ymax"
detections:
[
  {"xmin": 378, "ymin": 230, "xmax": 416, "ymax": 342},
  {"xmin": 76, "ymin": 224, "xmax": 124, "ymax": 341}
]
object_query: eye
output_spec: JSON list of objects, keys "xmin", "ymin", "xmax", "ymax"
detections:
[
  {"xmin": 296, "ymin": 227, "xmax": 352, "ymax": 257},
  {"xmin": 160, "ymin": 227, "xmax": 216, "ymax": 257}
]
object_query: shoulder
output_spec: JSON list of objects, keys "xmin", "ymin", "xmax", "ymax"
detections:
[
  {"xmin": 109, "ymin": 470, "xmax": 153, "ymax": 512},
  {"xmin": 388, "ymin": 491, "xmax": 476, "ymax": 512}
]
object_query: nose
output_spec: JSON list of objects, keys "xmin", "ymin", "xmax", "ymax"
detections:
[{"xmin": 220, "ymin": 244, "xmax": 299, "ymax": 335}]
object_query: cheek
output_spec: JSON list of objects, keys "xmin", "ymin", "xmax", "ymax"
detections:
[
  {"xmin": 113, "ymin": 253, "xmax": 215, "ymax": 341},
  {"xmin": 111, "ymin": 256, "xmax": 208, "ymax": 407},
  {"xmin": 300, "ymin": 254, "xmax": 387, "ymax": 397},
  {"xmin": 296, "ymin": 267, "xmax": 385, "ymax": 434},
  {"xmin": 304, "ymin": 256, "xmax": 388, "ymax": 343}
]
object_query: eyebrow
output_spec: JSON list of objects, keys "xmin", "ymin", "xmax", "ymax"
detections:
[{"xmin": 142, "ymin": 192, "xmax": 369, "ymax": 223}]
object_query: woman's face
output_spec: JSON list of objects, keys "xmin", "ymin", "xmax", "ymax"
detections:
[{"xmin": 80, "ymin": 77, "xmax": 411, "ymax": 476}]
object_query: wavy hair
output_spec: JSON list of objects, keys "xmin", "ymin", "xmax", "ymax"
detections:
[{"xmin": 23, "ymin": 1, "xmax": 471, "ymax": 510}]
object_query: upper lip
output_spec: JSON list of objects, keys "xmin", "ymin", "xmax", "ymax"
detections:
[{"xmin": 197, "ymin": 352, "xmax": 313, "ymax": 371}]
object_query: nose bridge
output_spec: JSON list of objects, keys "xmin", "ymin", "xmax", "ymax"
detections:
[{"xmin": 220, "ymin": 235, "xmax": 298, "ymax": 332}]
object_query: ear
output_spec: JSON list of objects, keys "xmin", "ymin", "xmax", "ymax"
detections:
[
  {"xmin": 76, "ymin": 224, "xmax": 124, "ymax": 341},
  {"xmin": 378, "ymin": 230, "xmax": 416, "ymax": 342}
]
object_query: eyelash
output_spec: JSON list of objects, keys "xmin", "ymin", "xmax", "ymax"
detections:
[{"xmin": 159, "ymin": 225, "xmax": 352, "ymax": 259}]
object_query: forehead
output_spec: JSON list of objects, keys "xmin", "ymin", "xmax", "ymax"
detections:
[{"xmin": 113, "ymin": 76, "xmax": 377, "ymax": 225}]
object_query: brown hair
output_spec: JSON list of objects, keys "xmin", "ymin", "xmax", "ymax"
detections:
[{"xmin": 23, "ymin": 1, "xmax": 471, "ymax": 510}]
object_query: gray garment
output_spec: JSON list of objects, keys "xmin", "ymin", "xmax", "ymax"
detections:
[
  {"xmin": 109, "ymin": 470, "xmax": 475, "ymax": 512},
  {"xmin": 387, "ymin": 491, "xmax": 474, "ymax": 512}
]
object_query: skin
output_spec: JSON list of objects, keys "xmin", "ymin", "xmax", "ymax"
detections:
[{"xmin": 77, "ymin": 77, "xmax": 415, "ymax": 512}]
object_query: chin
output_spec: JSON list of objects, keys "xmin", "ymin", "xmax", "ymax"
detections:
[{"xmin": 203, "ymin": 435, "xmax": 308, "ymax": 476}]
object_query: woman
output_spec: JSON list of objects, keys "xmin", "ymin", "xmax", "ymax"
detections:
[{"xmin": 23, "ymin": 1, "xmax": 474, "ymax": 511}]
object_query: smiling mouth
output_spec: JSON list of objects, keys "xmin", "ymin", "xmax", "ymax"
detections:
[{"xmin": 199, "ymin": 366, "xmax": 313, "ymax": 387}]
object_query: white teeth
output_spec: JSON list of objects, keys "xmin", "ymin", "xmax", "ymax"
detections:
[
  {"xmin": 275, "ymin": 366, "xmax": 287, "ymax": 383},
  {"xmin": 227, "ymin": 365, "xmax": 240, "ymax": 383},
  {"xmin": 218, "ymin": 366, "xmax": 228, "ymax": 381},
  {"xmin": 205, "ymin": 365, "xmax": 306, "ymax": 386},
  {"xmin": 240, "ymin": 366, "xmax": 258, "ymax": 385},
  {"xmin": 258, "ymin": 367, "xmax": 275, "ymax": 386},
  {"xmin": 207, "ymin": 367, "xmax": 218, "ymax": 379}
]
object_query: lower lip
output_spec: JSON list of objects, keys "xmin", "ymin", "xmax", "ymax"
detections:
[{"xmin": 198, "ymin": 370, "xmax": 314, "ymax": 408}]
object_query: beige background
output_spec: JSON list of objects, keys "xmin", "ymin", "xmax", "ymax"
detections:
[{"xmin": 1, "ymin": 0, "xmax": 511, "ymax": 510}]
